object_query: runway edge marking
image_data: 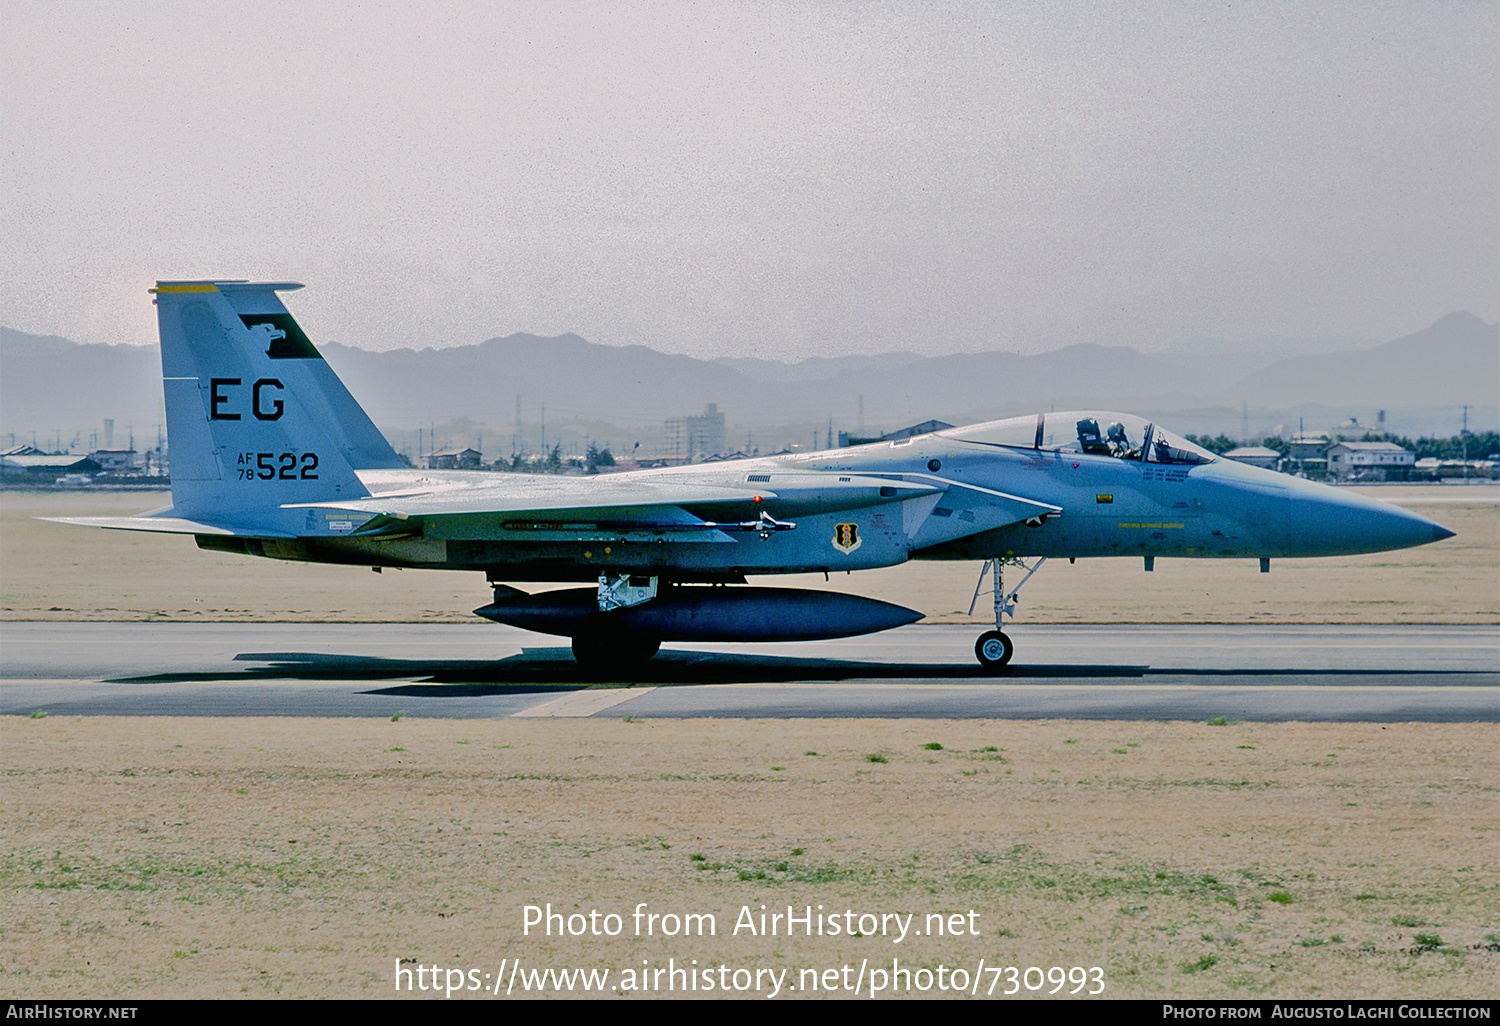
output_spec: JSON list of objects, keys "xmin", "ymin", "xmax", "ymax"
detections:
[{"xmin": 512, "ymin": 686, "xmax": 656, "ymax": 719}]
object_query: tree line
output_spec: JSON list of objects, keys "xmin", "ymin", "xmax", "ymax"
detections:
[{"xmin": 1185, "ymin": 432, "xmax": 1499, "ymax": 460}]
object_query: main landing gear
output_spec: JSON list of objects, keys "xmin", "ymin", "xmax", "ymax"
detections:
[
  {"xmin": 968, "ymin": 557, "xmax": 1046, "ymax": 673},
  {"xmin": 571, "ymin": 573, "xmax": 663, "ymax": 670},
  {"xmin": 571, "ymin": 627, "xmax": 661, "ymax": 669}
]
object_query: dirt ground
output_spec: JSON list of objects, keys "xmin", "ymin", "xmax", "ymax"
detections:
[
  {"xmin": 1, "ymin": 717, "xmax": 1496, "ymax": 1000},
  {"xmin": 2, "ymin": 485, "xmax": 1496, "ymax": 623}
]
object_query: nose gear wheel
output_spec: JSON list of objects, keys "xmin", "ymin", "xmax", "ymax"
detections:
[
  {"xmin": 975, "ymin": 630, "xmax": 1013, "ymax": 671},
  {"xmin": 969, "ymin": 557, "xmax": 1045, "ymax": 671}
]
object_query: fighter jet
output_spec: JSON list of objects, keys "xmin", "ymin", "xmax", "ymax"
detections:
[{"xmin": 51, "ymin": 281, "xmax": 1457, "ymax": 670}]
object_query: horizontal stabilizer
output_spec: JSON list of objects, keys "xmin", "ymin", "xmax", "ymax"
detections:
[{"xmin": 39, "ymin": 516, "xmax": 296, "ymax": 539}]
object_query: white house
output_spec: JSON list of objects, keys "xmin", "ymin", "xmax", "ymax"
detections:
[{"xmin": 1326, "ymin": 441, "xmax": 1414, "ymax": 481}]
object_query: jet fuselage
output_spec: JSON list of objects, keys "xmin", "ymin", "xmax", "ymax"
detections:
[{"xmin": 199, "ymin": 418, "xmax": 1449, "ymax": 582}]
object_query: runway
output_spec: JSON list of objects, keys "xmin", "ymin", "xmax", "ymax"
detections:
[{"xmin": 2, "ymin": 621, "xmax": 1495, "ymax": 721}]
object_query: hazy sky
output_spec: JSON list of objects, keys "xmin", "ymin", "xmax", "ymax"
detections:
[{"xmin": 2, "ymin": 1, "xmax": 1496, "ymax": 360}]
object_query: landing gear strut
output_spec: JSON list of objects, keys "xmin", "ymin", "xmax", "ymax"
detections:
[{"xmin": 968, "ymin": 557, "xmax": 1046, "ymax": 672}]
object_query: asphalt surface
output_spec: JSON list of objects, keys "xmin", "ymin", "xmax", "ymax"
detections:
[{"xmin": 1, "ymin": 622, "xmax": 1495, "ymax": 721}]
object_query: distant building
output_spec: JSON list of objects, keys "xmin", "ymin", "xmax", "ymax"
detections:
[
  {"xmin": 839, "ymin": 420, "xmax": 954, "ymax": 447},
  {"xmin": 0, "ymin": 452, "xmax": 101, "ymax": 480},
  {"xmin": 635, "ymin": 455, "xmax": 691, "ymax": 469},
  {"xmin": 663, "ymin": 404, "xmax": 727, "ymax": 463},
  {"xmin": 1283, "ymin": 433, "xmax": 1331, "ymax": 478},
  {"xmin": 1326, "ymin": 441, "xmax": 1414, "ymax": 481},
  {"xmin": 427, "ymin": 447, "xmax": 482, "ymax": 470},
  {"xmin": 88, "ymin": 448, "xmax": 142, "ymax": 473},
  {"xmin": 1287, "ymin": 434, "xmax": 1330, "ymax": 462},
  {"xmin": 1223, "ymin": 446, "xmax": 1281, "ymax": 470}
]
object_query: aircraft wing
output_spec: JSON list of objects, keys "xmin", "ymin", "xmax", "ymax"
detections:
[
  {"xmin": 281, "ymin": 476, "xmax": 790, "ymax": 542},
  {"xmin": 290, "ymin": 470, "xmax": 1056, "ymax": 546},
  {"xmin": 43, "ymin": 472, "xmax": 1060, "ymax": 547},
  {"xmin": 291, "ymin": 477, "xmax": 779, "ymax": 518}
]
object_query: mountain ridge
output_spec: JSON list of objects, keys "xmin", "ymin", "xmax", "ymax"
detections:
[{"xmin": 3, "ymin": 315, "xmax": 1494, "ymax": 448}]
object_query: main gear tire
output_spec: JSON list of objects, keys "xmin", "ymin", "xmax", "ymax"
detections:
[{"xmin": 571, "ymin": 631, "xmax": 661, "ymax": 669}]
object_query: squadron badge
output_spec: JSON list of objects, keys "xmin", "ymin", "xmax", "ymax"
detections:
[{"xmin": 832, "ymin": 522, "xmax": 862, "ymax": 554}]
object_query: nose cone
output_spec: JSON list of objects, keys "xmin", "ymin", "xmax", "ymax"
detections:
[{"xmin": 1287, "ymin": 482, "xmax": 1456, "ymax": 556}]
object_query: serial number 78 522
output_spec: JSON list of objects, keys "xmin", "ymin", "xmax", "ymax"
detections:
[{"xmin": 236, "ymin": 451, "xmax": 320, "ymax": 481}]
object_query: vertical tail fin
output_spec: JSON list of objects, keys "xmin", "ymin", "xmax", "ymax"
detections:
[{"xmin": 153, "ymin": 281, "xmax": 396, "ymax": 524}]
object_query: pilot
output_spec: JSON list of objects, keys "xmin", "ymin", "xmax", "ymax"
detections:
[
  {"xmin": 1106, "ymin": 421, "xmax": 1129, "ymax": 453},
  {"xmin": 1106, "ymin": 421, "xmax": 1141, "ymax": 460}
]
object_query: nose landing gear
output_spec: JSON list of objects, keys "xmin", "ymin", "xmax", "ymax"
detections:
[{"xmin": 968, "ymin": 556, "xmax": 1046, "ymax": 672}]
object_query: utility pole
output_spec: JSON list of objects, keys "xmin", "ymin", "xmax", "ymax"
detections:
[{"xmin": 1461, "ymin": 405, "xmax": 1472, "ymax": 482}]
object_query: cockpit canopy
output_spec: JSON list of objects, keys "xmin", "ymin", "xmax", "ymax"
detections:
[{"xmin": 939, "ymin": 412, "xmax": 1216, "ymax": 466}]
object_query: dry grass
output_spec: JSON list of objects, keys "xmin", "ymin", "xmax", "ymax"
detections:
[
  {"xmin": 2, "ymin": 717, "xmax": 1495, "ymax": 999},
  {"xmin": 3, "ymin": 486, "xmax": 1496, "ymax": 623}
]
